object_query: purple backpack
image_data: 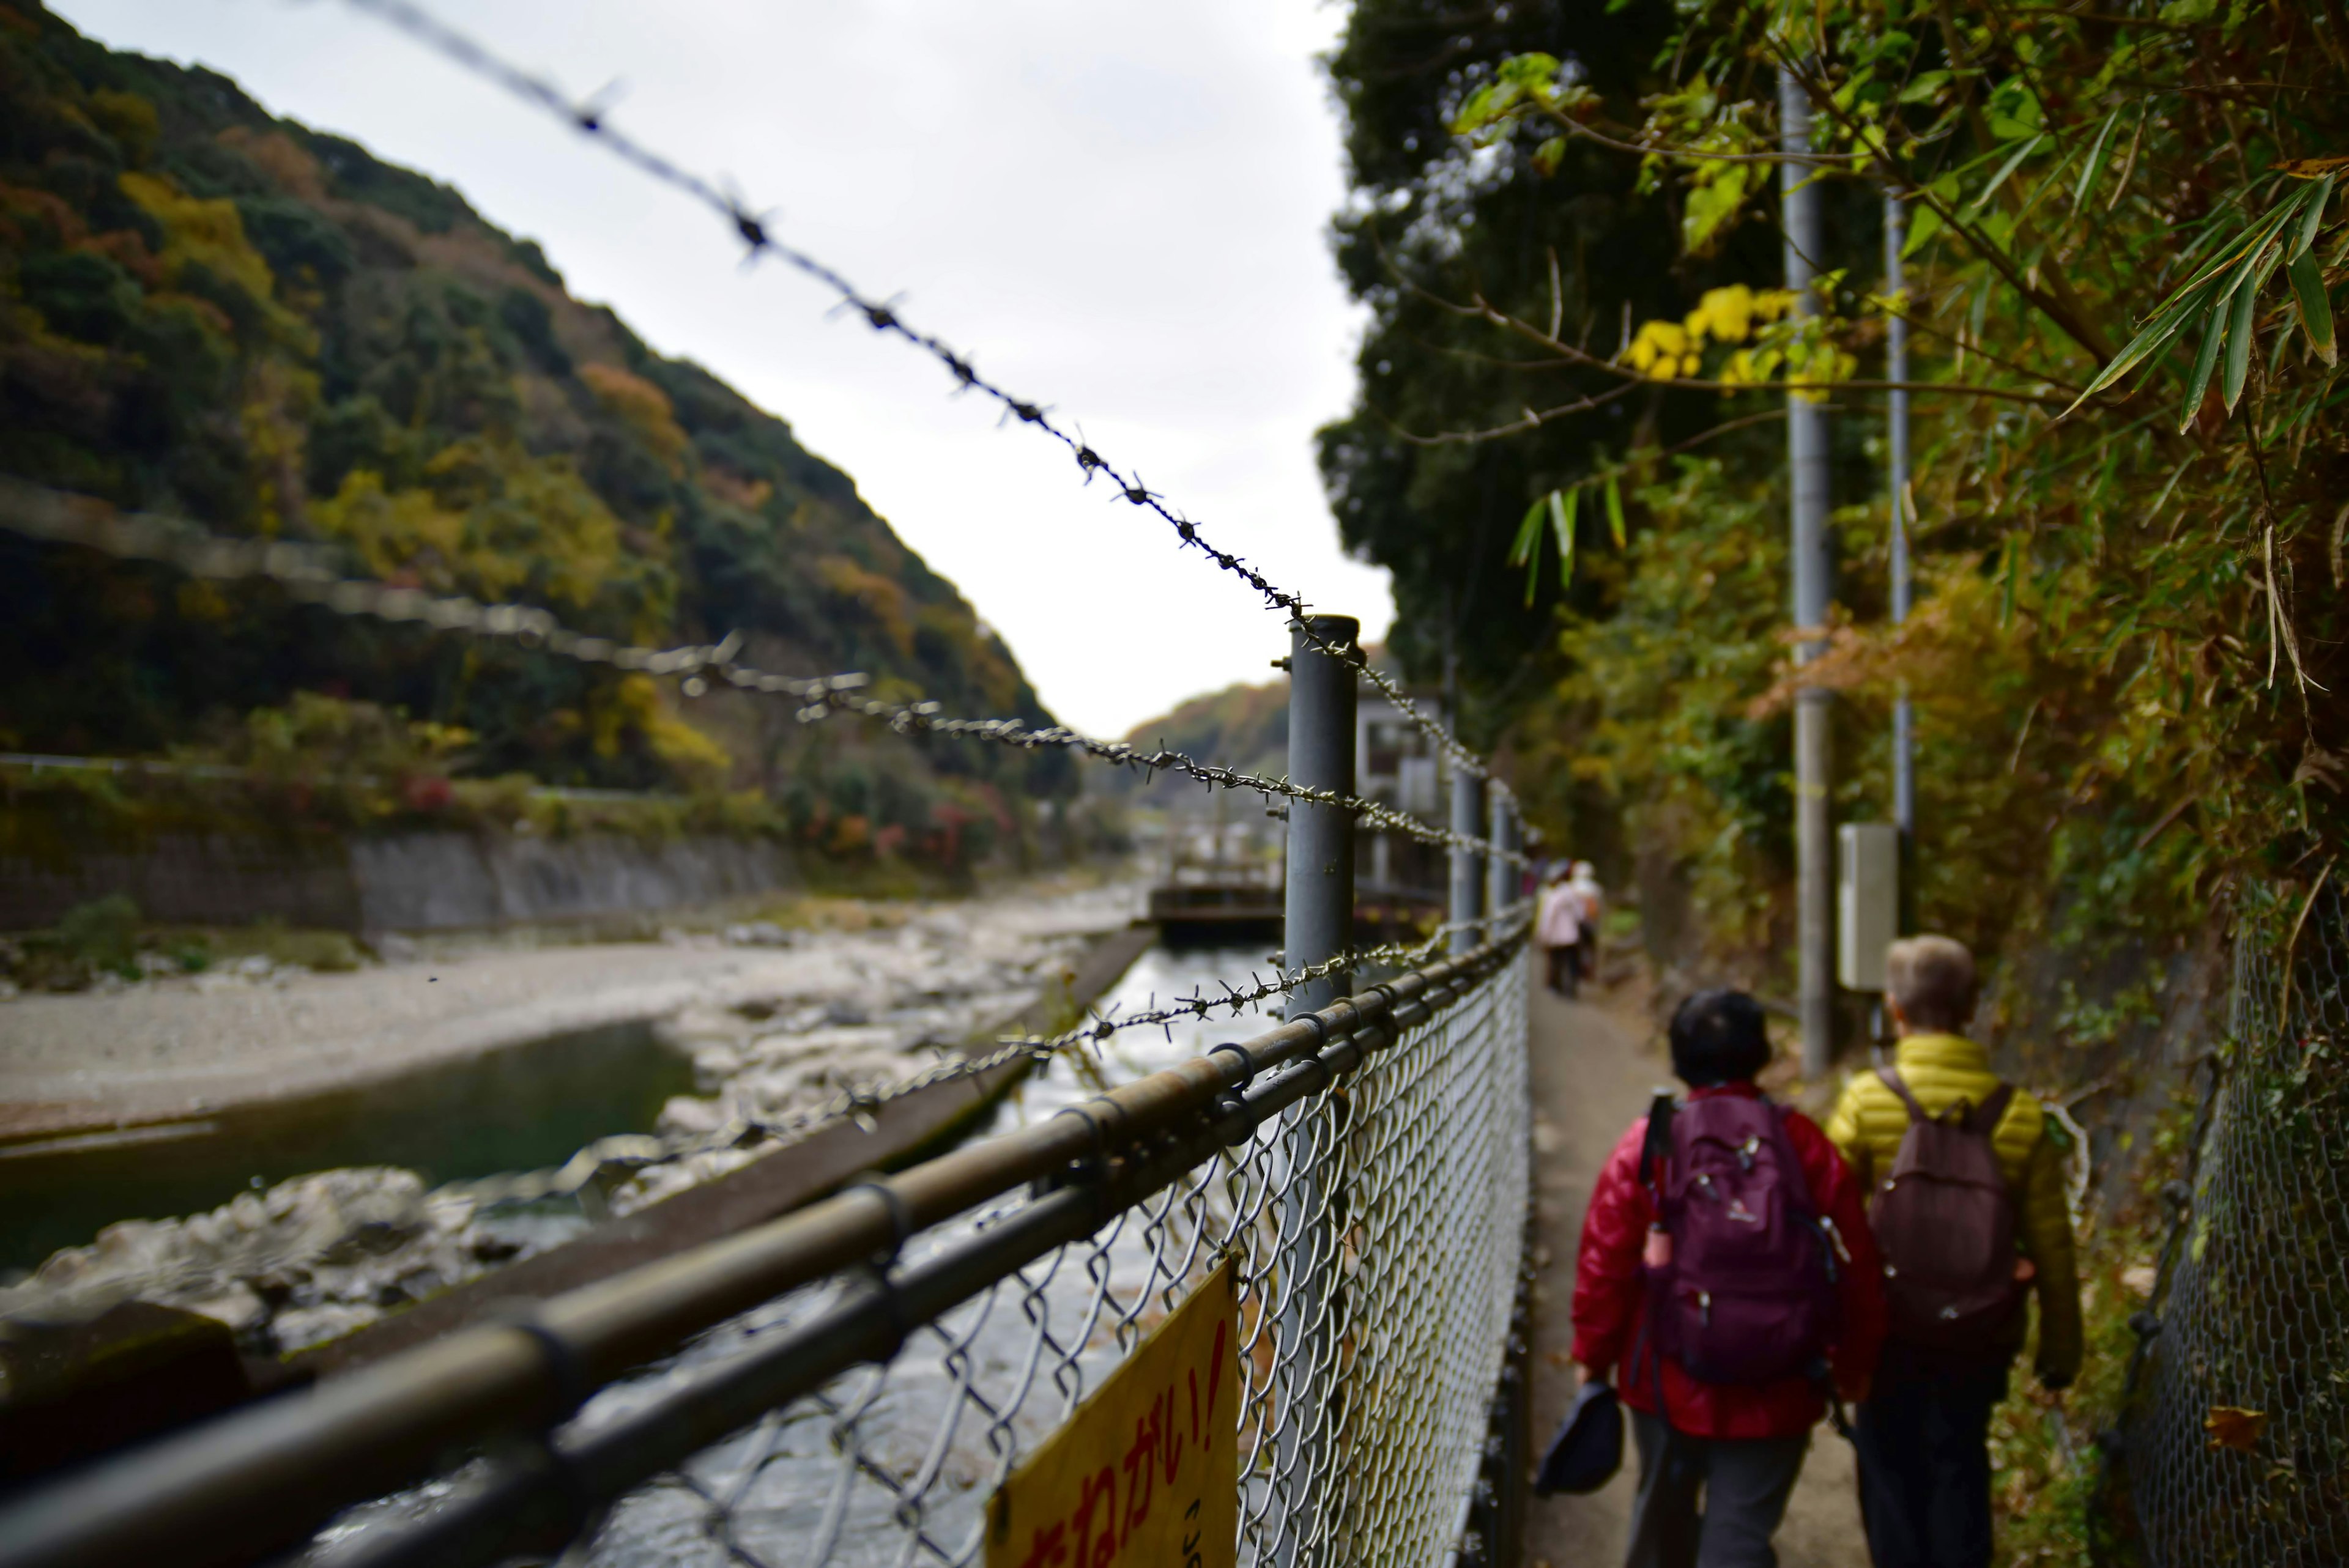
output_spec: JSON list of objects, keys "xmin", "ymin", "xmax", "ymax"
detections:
[{"xmin": 1641, "ymin": 1092, "xmax": 1842, "ymax": 1386}]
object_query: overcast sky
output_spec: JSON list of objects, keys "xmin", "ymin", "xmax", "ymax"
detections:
[{"xmin": 49, "ymin": 0, "xmax": 1388, "ymax": 738}]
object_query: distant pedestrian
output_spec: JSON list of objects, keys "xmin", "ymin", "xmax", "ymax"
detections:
[
  {"xmin": 1825, "ymin": 936, "xmax": 2082, "ymax": 1568},
  {"xmin": 1573, "ymin": 988, "xmax": 1887, "ymax": 1568},
  {"xmin": 1569, "ymin": 860, "xmax": 1605, "ymax": 983},
  {"xmin": 1537, "ymin": 866, "xmax": 1584, "ymax": 997}
]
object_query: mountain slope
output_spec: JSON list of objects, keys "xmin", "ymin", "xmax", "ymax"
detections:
[{"xmin": 0, "ymin": 2, "xmax": 1071, "ymax": 824}]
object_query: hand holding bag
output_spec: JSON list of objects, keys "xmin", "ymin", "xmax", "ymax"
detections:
[{"xmin": 1534, "ymin": 1378, "xmax": 1624, "ymax": 1495}]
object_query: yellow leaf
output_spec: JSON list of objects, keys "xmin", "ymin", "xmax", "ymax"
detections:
[
  {"xmin": 1625, "ymin": 319, "xmax": 1691, "ymax": 379},
  {"xmin": 2205, "ymin": 1406, "xmax": 2268, "ymax": 1453},
  {"xmin": 2276, "ymin": 155, "xmax": 2349, "ymax": 179}
]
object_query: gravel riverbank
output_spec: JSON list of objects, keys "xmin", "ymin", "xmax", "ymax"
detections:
[{"xmin": 0, "ymin": 876, "xmax": 1143, "ymax": 1350}]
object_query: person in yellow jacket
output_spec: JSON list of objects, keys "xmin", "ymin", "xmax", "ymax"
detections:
[{"xmin": 1825, "ymin": 935, "xmax": 2082, "ymax": 1568}]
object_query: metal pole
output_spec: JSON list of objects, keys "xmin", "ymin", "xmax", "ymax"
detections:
[
  {"xmin": 1781, "ymin": 66, "xmax": 1835, "ymax": 1077},
  {"xmin": 1486, "ymin": 790, "xmax": 1515, "ymax": 933},
  {"xmin": 1885, "ymin": 188, "xmax": 1917, "ymax": 933},
  {"xmin": 1449, "ymin": 760, "xmax": 1485, "ymax": 956},
  {"xmin": 1284, "ymin": 616, "xmax": 1359, "ymax": 1013},
  {"xmin": 1276, "ymin": 613, "xmax": 1356, "ymax": 1564}
]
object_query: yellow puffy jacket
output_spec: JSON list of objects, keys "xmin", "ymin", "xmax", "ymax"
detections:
[{"xmin": 1825, "ymin": 1032, "xmax": 2084, "ymax": 1386}]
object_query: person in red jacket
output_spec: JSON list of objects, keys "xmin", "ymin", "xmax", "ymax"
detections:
[{"xmin": 1572, "ymin": 988, "xmax": 1887, "ymax": 1568}]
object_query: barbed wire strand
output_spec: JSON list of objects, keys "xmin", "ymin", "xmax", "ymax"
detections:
[
  {"xmin": 334, "ymin": 0, "xmax": 1497, "ymax": 793},
  {"xmin": 0, "ymin": 478, "xmax": 1526, "ymax": 867}
]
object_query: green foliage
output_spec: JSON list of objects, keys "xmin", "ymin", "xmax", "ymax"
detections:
[
  {"xmin": 53, "ymin": 892, "xmax": 139, "ymax": 974},
  {"xmin": 0, "ymin": 3, "xmax": 1071, "ymax": 829},
  {"xmin": 1326, "ymin": 0, "xmax": 2349, "ymax": 1010}
]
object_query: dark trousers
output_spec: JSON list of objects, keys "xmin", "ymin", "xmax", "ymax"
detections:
[
  {"xmin": 1545, "ymin": 942, "xmax": 1582, "ymax": 997},
  {"xmin": 1853, "ymin": 1359, "xmax": 2008, "ymax": 1568},
  {"xmin": 1626, "ymin": 1410, "xmax": 1808, "ymax": 1568}
]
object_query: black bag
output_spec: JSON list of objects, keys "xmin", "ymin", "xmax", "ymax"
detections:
[{"xmin": 1534, "ymin": 1378, "xmax": 1624, "ymax": 1495}]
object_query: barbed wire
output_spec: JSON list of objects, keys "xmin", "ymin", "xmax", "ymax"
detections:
[
  {"xmin": 804, "ymin": 683, "xmax": 1527, "ymax": 865},
  {"xmin": 2, "ymin": 478, "xmax": 1526, "ymax": 864},
  {"xmin": 447, "ymin": 903, "xmax": 1536, "ymax": 1209},
  {"xmin": 334, "ymin": 0, "xmax": 1496, "ymax": 791}
]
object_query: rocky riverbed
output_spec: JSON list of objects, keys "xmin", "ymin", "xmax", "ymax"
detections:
[{"xmin": 0, "ymin": 878, "xmax": 1141, "ymax": 1355}]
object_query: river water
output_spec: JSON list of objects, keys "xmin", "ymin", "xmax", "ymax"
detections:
[{"xmin": 310, "ymin": 941, "xmax": 1287, "ymax": 1567}]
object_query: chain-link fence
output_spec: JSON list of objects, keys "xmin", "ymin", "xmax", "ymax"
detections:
[
  {"xmin": 2120, "ymin": 881, "xmax": 2349, "ymax": 1567},
  {"xmin": 0, "ymin": 933, "xmax": 1530, "ymax": 1568}
]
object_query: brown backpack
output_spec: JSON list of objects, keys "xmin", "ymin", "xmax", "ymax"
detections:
[{"xmin": 1868, "ymin": 1068, "xmax": 2027, "ymax": 1349}]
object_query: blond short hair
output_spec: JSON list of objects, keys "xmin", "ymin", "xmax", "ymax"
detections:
[{"xmin": 1887, "ymin": 934, "xmax": 1978, "ymax": 1034}]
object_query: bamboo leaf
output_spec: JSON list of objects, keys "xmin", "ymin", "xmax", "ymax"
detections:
[
  {"xmin": 2289, "ymin": 249, "xmax": 2337, "ymax": 365},
  {"xmin": 2178, "ymin": 297, "xmax": 2228, "ymax": 433},
  {"xmin": 2290, "ymin": 175, "xmax": 2336, "ymax": 261},
  {"xmin": 1966, "ymin": 134, "xmax": 2046, "ymax": 218},
  {"xmin": 1552, "ymin": 488, "xmax": 1579, "ymax": 586},
  {"xmin": 1604, "ymin": 473, "xmax": 1627, "ymax": 549},
  {"xmin": 2071, "ymin": 109, "xmax": 2122, "ymax": 218},
  {"xmin": 2223, "ymin": 242, "xmax": 2279, "ymax": 410},
  {"xmin": 2064, "ymin": 275, "xmax": 2225, "ymax": 413},
  {"xmin": 1902, "ymin": 200, "xmax": 1944, "ymax": 258},
  {"xmin": 1509, "ymin": 494, "xmax": 1548, "ymax": 566}
]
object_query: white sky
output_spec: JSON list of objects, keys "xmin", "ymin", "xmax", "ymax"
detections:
[{"xmin": 48, "ymin": 0, "xmax": 1389, "ymax": 738}]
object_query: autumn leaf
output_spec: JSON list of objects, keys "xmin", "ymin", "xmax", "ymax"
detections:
[
  {"xmin": 2275, "ymin": 155, "xmax": 2349, "ymax": 179},
  {"xmin": 2205, "ymin": 1406, "xmax": 2268, "ymax": 1453}
]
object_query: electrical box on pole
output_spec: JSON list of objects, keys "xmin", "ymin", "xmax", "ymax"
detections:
[{"xmin": 1838, "ymin": 823, "xmax": 1899, "ymax": 993}]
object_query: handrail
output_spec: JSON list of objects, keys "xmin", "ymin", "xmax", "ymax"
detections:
[{"xmin": 0, "ymin": 926, "xmax": 1527, "ymax": 1568}]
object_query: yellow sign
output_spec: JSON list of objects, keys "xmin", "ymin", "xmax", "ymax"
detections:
[{"xmin": 987, "ymin": 1256, "xmax": 1239, "ymax": 1568}]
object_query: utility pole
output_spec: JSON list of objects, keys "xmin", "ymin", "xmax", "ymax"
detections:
[
  {"xmin": 1885, "ymin": 190, "xmax": 1917, "ymax": 931},
  {"xmin": 1780, "ymin": 67, "xmax": 1835, "ymax": 1077}
]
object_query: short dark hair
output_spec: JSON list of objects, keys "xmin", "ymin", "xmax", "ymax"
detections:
[{"xmin": 1668, "ymin": 988, "xmax": 1772, "ymax": 1087}]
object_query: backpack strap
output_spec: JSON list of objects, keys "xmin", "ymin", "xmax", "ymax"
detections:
[
  {"xmin": 1964, "ymin": 1082, "xmax": 2018, "ymax": 1136},
  {"xmin": 1640, "ymin": 1091, "xmax": 1677, "ymax": 1196},
  {"xmin": 1875, "ymin": 1066, "xmax": 1930, "ymax": 1123}
]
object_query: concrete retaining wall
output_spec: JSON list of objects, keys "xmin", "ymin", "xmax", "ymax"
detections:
[{"xmin": 0, "ymin": 829, "xmax": 798, "ymax": 934}]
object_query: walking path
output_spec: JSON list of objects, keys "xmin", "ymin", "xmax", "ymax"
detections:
[{"xmin": 1523, "ymin": 961, "xmax": 1870, "ymax": 1568}]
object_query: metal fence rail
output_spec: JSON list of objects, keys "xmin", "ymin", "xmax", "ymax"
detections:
[
  {"xmin": 2120, "ymin": 882, "xmax": 2349, "ymax": 1567},
  {"xmin": 0, "ymin": 928, "xmax": 1530, "ymax": 1568}
]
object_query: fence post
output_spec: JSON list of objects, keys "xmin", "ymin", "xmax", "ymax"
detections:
[
  {"xmin": 1485, "ymin": 790, "xmax": 1515, "ymax": 936},
  {"xmin": 1273, "ymin": 614, "xmax": 1356, "ymax": 1566},
  {"xmin": 1449, "ymin": 761, "xmax": 1485, "ymax": 956},
  {"xmin": 1284, "ymin": 615, "xmax": 1358, "ymax": 1012}
]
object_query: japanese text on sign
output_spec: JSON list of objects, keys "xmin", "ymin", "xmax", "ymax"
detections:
[{"xmin": 987, "ymin": 1255, "xmax": 1238, "ymax": 1568}]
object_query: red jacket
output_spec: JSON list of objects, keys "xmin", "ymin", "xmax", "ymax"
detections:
[{"xmin": 1570, "ymin": 1084, "xmax": 1887, "ymax": 1439}]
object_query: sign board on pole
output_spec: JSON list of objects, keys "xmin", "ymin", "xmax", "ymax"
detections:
[{"xmin": 987, "ymin": 1255, "xmax": 1239, "ymax": 1568}]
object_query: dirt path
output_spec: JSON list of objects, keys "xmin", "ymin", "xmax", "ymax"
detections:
[{"xmin": 1523, "ymin": 963, "xmax": 1870, "ymax": 1568}]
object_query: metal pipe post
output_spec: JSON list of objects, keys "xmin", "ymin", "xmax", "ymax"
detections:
[
  {"xmin": 1885, "ymin": 188, "xmax": 1917, "ymax": 931},
  {"xmin": 1449, "ymin": 760, "xmax": 1485, "ymax": 956},
  {"xmin": 1485, "ymin": 790, "xmax": 1515, "ymax": 933},
  {"xmin": 1275, "ymin": 614, "xmax": 1357, "ymax": 1564},
  {"xmin": 1283, "ymin": 615, "xmax": 1359, "ymax": 1013},
  {"xmin": 1781, "ymin": 66, "xmax": 1835, "ymax": 1076}
]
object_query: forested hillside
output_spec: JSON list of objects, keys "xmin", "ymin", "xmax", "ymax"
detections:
[
  {"xmin": 0, "ymin": 2, "xmax": 1071, "ymax": 859},
  {"xmin": 1100, "ymin": 678, "xmax": 1288, "ymax": 805}
]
